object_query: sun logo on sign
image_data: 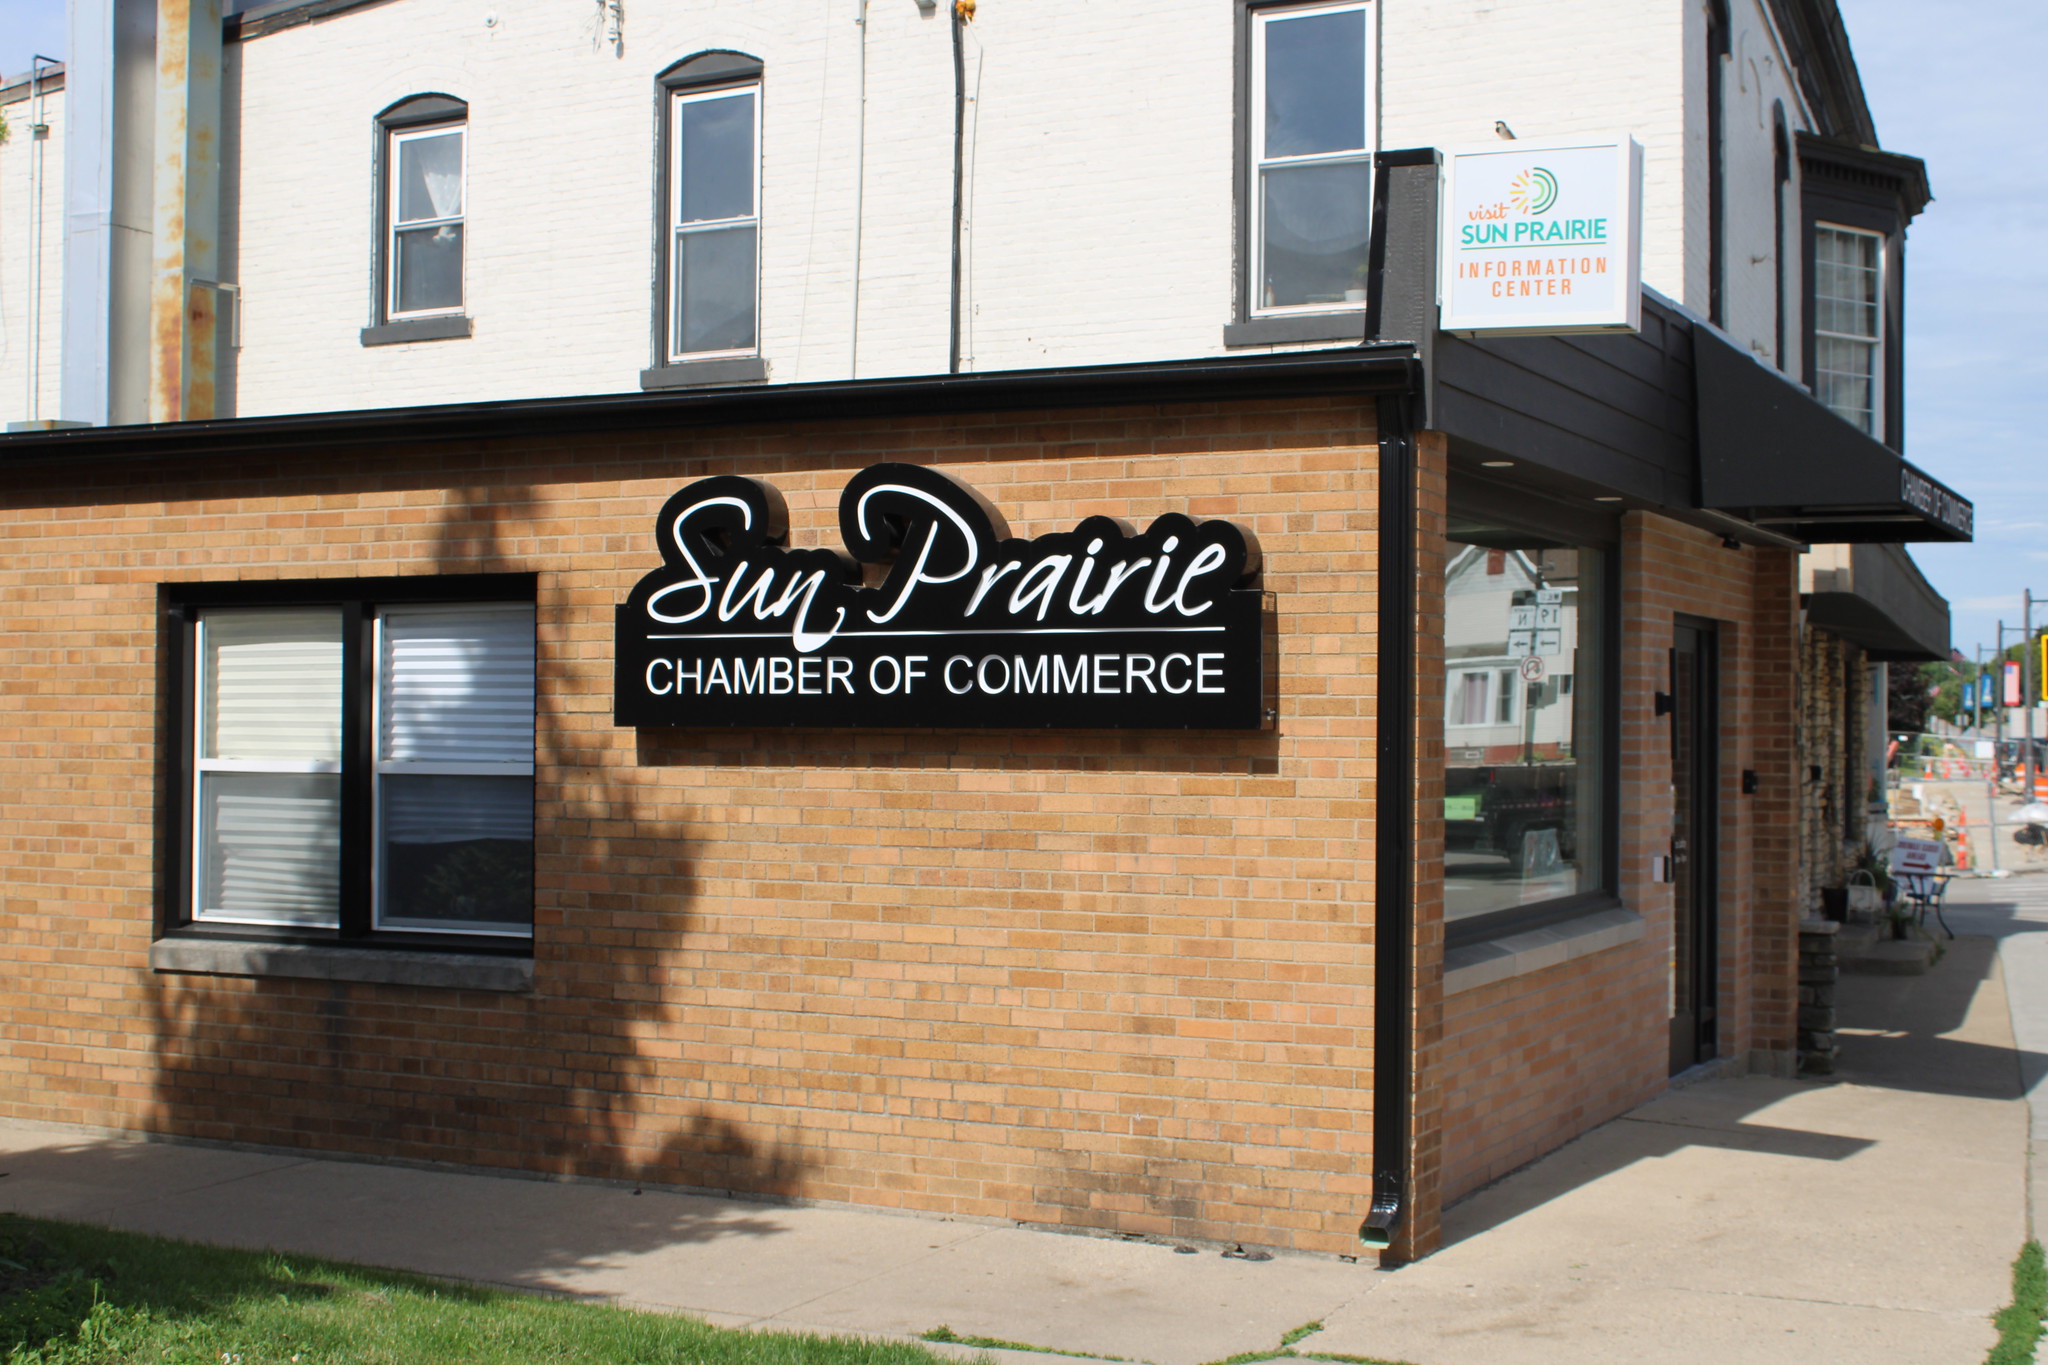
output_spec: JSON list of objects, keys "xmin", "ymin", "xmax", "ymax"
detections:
[{"xmin": 1510, "ymin": 166, "xmax": 1559, "ymax": 215}]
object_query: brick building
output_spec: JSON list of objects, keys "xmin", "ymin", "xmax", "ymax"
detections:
[{"xmin": 0, "ymin": 0, "xmax": 1970, "ymax": 1263}]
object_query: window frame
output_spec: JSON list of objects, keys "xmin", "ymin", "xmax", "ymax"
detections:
[
  {"xmin": 1441, "ymin": 479, "xmax": 1622, "ymax": 952},
  {"xmin": 1809, "ymin": 221, "xmax": 1885, "ymax": 438},
  {"xmin": 160, "ymin": 574, "xmax": 537, "ymax": 956},
  {"xmin": 650, "ymin": 52, "xmax": 767, "ymax": 378},
  {"xmin": 1237, "ymin": 0, "xmax": 1378, "ymax": 325},
  {"xmin": 365, "ymin": 94, "xmax": 472, "ymax": 345},
  {"xmin": 384, "ymin": 121, "xmax": 468, "ymax": 322}
]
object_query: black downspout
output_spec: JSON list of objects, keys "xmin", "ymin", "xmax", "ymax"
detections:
[
  {"xmin": 948, "ymin": 7, "xmax": 967, "ymax": 374},
  {"xmin": 1707, "ymin": 0, "xmax": 1729, "ymax": 326},
  {"xmin": 1362, "ymin": 390, "xmax": 1416, "ymax": 1256}
]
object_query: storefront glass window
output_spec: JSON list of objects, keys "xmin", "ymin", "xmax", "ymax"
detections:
[{"xmin": 1443, "ymin": 529, "xmax": 1608, "ymax": 923}]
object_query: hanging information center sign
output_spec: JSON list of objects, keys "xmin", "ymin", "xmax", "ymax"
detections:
[
  {"xmin": 615, "ymin": 464, "xmax": 1267, "ymax": 729},
  {"xmin": 1439, "ymin": 133, "xmax": 1643, "ymax": 335}
]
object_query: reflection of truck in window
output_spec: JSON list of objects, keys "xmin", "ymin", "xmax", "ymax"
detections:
[{"xmin": 1445, "ymin": 763, "xmax": 1579, "ymax": 871}]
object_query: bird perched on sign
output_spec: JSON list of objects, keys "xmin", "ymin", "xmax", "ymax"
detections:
[{"xmin": 1494, "ymin": 120, "xmax": 1516, "ymax": 140}]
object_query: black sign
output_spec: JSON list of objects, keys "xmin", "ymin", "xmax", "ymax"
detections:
[
  {"xmin": 1899, "ymin": 466, "xmax": 1973, "ymax": 539},
  {"xmin": 615, "ymin": 464, "xmax": 1267, "ymax": 729}
]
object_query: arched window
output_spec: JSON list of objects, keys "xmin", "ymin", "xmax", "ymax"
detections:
[
  {"xmin": 647, "ymin": 54, "xmax": 765, "ymax": 382},
  {"xmin": 365, "ymin": 94, "xmax": 471, "ymax": 345}
]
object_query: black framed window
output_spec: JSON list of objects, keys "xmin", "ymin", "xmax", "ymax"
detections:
[
  {"xmin": 162, "ymin": 575, "xmax": 535, "ymax": 950},
  {"xmin": 1243, "ymin": 1, "xmax": 1375, "ymax": 315},
  {"xmin": 1443, "ymin": 491, "xmax": 1617, "ymax": 945},
  {"xmin": 649, "ymin": 53, "xmax": 763, "ymax": 378},
  {"xmin": 1796, "ymin": 134, "xmax": 1927, "ymax": 451},
  {"xmin": 365, "ymin": 95, "xmax": 472, "ymax": 346}
]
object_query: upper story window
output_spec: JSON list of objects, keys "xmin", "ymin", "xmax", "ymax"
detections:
[
  {"xmin": 365, "ymin": 96, "xmax": 472, "ymax": 345},
  {"xmin": 1248, "ymin": 1, "xmax": 1375, "ymax": 315},
  {"xmin": 1796, "ymin": 134, "xmax": 1927, "ymax": 451},
  {"xmin": 1812, "ymin": 223, "xmax": 1882, "ymax": 434},
  {"xmin": 658, "ymin": 54, "xmax": 762, "ymax": 364},
  {"xmin": 380, "ymin": 98, "xmax": 467, "ymax": 318}
]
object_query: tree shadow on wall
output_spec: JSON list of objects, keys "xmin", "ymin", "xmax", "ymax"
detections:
[{"xmin": 144, "ymin": 478, "xmax": 812, "ymax": 1275}]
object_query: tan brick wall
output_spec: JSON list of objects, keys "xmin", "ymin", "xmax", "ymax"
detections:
[
  {"xmin": 0, "ymin": 396, "xmax": 1406, "ymax": 1254},
  {"xmin": 1400, "ymin": 429, "xmax": 1449, "ymax": 1263},
  {"xmin": 1433, "ymin": 512, "xmax": 1801, "ymax": 1205}
]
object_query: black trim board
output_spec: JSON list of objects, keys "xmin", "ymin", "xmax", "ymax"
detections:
[
  {"xmin": 1432, "ymin": 295, "xmax": 1696, "ymax": 511},
  {"xmin": 0, "ymin": 351, "xmax": 1422, "ymax": 465}
]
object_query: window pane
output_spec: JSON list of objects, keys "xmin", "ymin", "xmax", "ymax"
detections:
[
  {"xmin": 197, "ymin": 771, "xmax": 341, "ymax": 925},
  {"xmin": 202, "ymin": 608, "xmax": 342, "ymax": 762},
  {"xmin": 1455, "ymin": 672, "xmax": 1487, "ymax": 726},
  {"xmin": 1814, "ymin": 227, "xmax": 1879, "ymax": 339},
  {"xmin": 379, "ymin": 774, "xmax": 534, "ymax": 932},
  {"xmin": 678, "ymin": 91, "xmax": 755, "ymax": 224},
  {"xmin": 397, "ymin": 130, "xmax": 463, "ymax": 223},
  {"xmin": 395, "ymin": 224, "xmax": 464, "ymax": 313},
  {"xmin": 1263, "ymin": 8, "xmax": 1367, "ymax": 159},
  {"xmin": 1260, "ymin": 160, "xmax": 1371, "ymax": 308},
  {"xmin": 1443, "ymin": 537, "xmax": 1606, "ymax": 922},
  {"xmin": 1816, "ymin": 334, "xmax": 1876, "ymax": 433},
  {"xmin": 675, "ymin": 225, "xmax": 759, "ymax": 354},
  {"xmin": 380, "ymin": 605, "xmax": 535, "ymax": 765}
]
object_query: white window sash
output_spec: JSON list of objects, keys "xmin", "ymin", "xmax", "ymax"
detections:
[
  {"xmin": 669, "ymin": 83, "xmax": 762, "ymax": 362},
  {"xmin": 387, "ymin": 122, "xmax": 467, "ymax": 321},
  {"xmin": 370, "ymin": 604, "xmax": 535, "ymax": 937},
  {"xmin": 1813, "ymin": 222, "xmax": 1884, "ymax": 433},
  {"xmin": 190, "ymin": 610, "xmax": 345, "ymax": 927},
  {"xmin": 1249, "ymin": 0, "xmax": 1376, "ymax": 318}
]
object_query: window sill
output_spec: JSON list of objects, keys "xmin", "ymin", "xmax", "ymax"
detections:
[
  {"xmin": 150, "ymin": 938, "xmax": 533, "ymax": 993},
  {"xmin": 640, "ymin": 356, "xmax": 769, "ymax": 389},
  {"xmin": 1222, "ymin": 312, "xmax": 1366, "ymax": 348},
  {"xmin": 1443, "ymin": 905, "xmax": 1645, "ymax": 996},
  {"xmin": 361, "ymin": 316, "xmax": 473, "ymax": 347}
]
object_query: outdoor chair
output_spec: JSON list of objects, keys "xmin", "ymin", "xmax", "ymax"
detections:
[{"xmin": 1897, "ymin": 872, "xmax": 1954, "ymax": 939}]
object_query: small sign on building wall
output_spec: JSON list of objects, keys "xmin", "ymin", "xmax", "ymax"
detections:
[{"xmin": 1438, "ymin": 134, "xmax": 1643, "ymax": 335}]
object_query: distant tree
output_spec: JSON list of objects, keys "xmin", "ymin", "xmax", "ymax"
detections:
[
  {"xmin": 1889, "ymin": 662, "xmax": 1933, "ymax": 734},
  {"xmin": 1926, "ymin": 660, "xmax": 1977, "ymax": 726}
]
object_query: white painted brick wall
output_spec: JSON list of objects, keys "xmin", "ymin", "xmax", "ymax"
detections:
[
  {"xmin": 1381, "ymin": 0, "xmax": 1690, "ymax": 310},
  {"xmin": 0, "ymin": 82, "xmax": 67, "ymax": 427},
  {"xmin": 215, "ymin": 0, "xmax": 1837, "ymax": 415},
  {"xmin": 1719, "ymin": 0, "xmax": 1811, "ymax": 376}
]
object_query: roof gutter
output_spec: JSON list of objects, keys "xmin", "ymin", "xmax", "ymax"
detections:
[{"xmin": 0, "ymin": 349, "xmax": 1422, "ymax": 465}]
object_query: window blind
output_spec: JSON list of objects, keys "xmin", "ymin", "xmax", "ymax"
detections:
[
  {"xmin": 379, "ymin": 605, "xmax": 535, "ymax": 766},
  {"xmin": 203, "ymin": 609, "xmax": 343, "ymax": 762}
]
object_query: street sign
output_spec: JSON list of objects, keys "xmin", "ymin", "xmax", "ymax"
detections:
[{"xmin": 1519, "ymin": 654, "xmax": 1546, "ymax": 683}]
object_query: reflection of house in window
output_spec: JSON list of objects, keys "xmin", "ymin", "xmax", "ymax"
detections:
[{"xmin": 1443, "ymin": 544, "xmax": 1579, "ymax": 760}]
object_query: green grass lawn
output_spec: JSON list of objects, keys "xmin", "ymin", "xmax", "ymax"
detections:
[{"xmin": 0, "ymin": 1214, "xmax": 956, "ymax": 1365}]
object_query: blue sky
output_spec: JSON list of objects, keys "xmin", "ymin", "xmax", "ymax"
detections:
[
  {"xmin": 0, "ymin": 1, "xmax": 63, "ymax": 85},
  {"xmin": 3, "ymin": 1, "xmax": 2040, "ymax": 653},
  {"xmin": 1834, "ymin": 0, "xmax": 2048, "ymax": 659}
]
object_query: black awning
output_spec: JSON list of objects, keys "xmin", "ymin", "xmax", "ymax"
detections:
[
  {"xmin": 1802, "ymin": 543, "xmax": 1950, "ymax": 662},
  {"xmin": 1695, "ymin": 328, "xmax": 1972, "ymax": 543}
]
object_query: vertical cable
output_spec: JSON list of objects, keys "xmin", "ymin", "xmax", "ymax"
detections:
[
  {"xmin": 849, "ymin": 0, "xmax": 869, "ymax": 379},
  {"xmin": 948, "ymin": 6, "xmax": 966, "ymax": 373}
]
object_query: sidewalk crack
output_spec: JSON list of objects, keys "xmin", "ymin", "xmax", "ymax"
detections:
[{"xmin": 78, "ymin": 1156, "xmax": 318, "ymax": 1218}]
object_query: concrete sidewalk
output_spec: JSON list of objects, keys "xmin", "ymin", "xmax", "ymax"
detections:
[{"xmin": 3, "ymin": 881, "xmax": 2040, "ymax": 1365}]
